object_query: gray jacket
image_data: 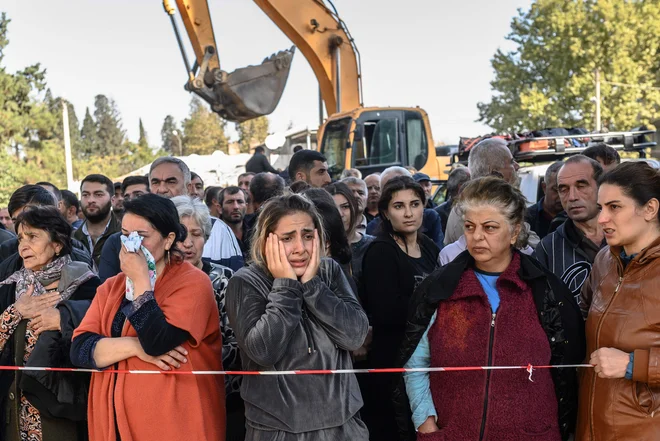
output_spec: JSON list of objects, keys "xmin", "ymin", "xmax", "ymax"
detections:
[{"xmin": 225, "ymin": 258, "xmax": 368, "ymax": 433}]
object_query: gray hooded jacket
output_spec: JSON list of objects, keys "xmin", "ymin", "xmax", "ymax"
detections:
[{"xmin": 225, "ymin": 258, "xmax": 369, "ymax": 434}]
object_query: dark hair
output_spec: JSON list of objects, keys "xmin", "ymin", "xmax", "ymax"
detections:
[
  {"xmin": 583, "ymin": 143, "xmax": 621, "ymax": 166},
  {"xmin": 377, "ymin": 176, "xmax": 426, "ymax": 249},
  {"xmin": 121, "ymin": 175, "xmax": 150, "ymax": 195},
  {"xmin": 113, "ymin": 182, "xmax": 122, "ymax": 191},
  {"xmin": 254, "ymin": 146, "xmax": 266, "ymax": 154},
  {"xmin": 562, "ymin": 154, "xmax": 604, "ymax": 182},
  {"xmin": 293, "ymin": 145, "xmax": 303, "ymax": 153},
  {"xmin": 289, "ymin": 181, "xmax": 311, "ymax": 194},
  {"xmin": 325, "ymin": 182, "xmax": 359, "ymax": 237},
  {"xmin": 250, "ymin": 172, "xmax": 285, "ymax": 205},
  {"xmin": 289, "ymin": 150, "xmax": 327, "ymax": 180},
  {"xmin": 238, "ymin": 172, "xmax": 255, "ymax": 180},
  {"xmin": 203, "ymin": 186, "xmax": 222, "ymax": 208},
  {"xmin": 15, "ymin": 206, "xmax": 73, "ymax": 256},
  {"xmin": 599, "ymin": 161, "xmax": 660, "ymax": 223},
  {"xmin": 60, "ymin": 190, "xmax": 80, "ymax": 212},
  {"xmin": 302, "ymin": 188, "xmax": 352, "ymax": 264},
  {"xmin": 218, "ymin": 186, "xmax": 245, "ymax": 205},
  {"xmin": 446, "ymin": 167, "xmax": 471, "ymax": 199},
  {"xmin": 122, "ymin": 193, "xmax": 188, "ymax": 264},
  {"xmin": 191, "ymin": 171, "xmax": 203, "ymax": 184},
  {"xmin": 81, "ymin": 174, "xmax": 114, "ymax": 196},
  {"xmin": 250, "ymin": 193, "xmax": 326, "ymax": 270},
  {"xmin": 8, "ymin": 185, "xmax": 57, "ymax": 216},
  {"xmin": 35, "ymin": 182, "xmax": 62, "ymax": 201}
]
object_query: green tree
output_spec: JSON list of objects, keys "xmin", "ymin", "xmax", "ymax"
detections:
[
  {"xmin": 79, "ymin": 107, "xmax": 97, "ymax": 159},
  {"xmin": 181, "ymin": 97, "xmax": 228, "ymax": 155},
  {"xmin": 160, "ymin": 115, "xmax": 179, "ymax": 154},
  {"xmin": 138, "ymin": 118, "xmax": 149, "ymax": 148},
  {"xmin": 93, "ymin": 94, "xmax": 125, "ymax": 156},
  {"xmin": 478, "ymin": 0, "xmax": 660, "ymax": 133},
  {"xmin": 236, "ymin": 116, "xmax": 269, "ymax": 153}
]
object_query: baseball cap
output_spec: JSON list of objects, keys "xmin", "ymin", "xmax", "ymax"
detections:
[{"xmin": 412, "ymin": 172, "xmax": 431, "ymax": 183}]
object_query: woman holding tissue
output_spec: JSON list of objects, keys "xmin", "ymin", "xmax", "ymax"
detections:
[
  {"xmin": 225, "ymin": 192, "xmax": 370, "ymax": 441},
  {"xmin": 70, "ymin": 193, "xmax": 225, "ymax": 441}
]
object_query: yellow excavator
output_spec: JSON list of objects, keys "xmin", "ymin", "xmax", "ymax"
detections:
[{"xmin": 163, "ymin": 0, "xmax": 449, "ymax": 181}]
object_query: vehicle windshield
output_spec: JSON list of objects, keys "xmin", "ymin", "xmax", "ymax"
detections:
[{"xmin": 320, "ymin": 117, "xmax": 351, "ymax": 178}]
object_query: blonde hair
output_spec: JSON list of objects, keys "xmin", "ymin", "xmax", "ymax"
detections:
[
  {"xmin": 250, "ymin": 192, "xmax": 326, "ymax": 271},
  {"xmin": 456, "ymin": 176, "xmax": 528, "ymax": 248}
]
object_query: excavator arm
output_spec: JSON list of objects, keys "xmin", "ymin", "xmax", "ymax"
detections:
[
  {"xmin": 253, "ymin": 0, "xmax": 362, "ymax": 115},
  {"xmin": 163, "ymin": 0, "xmax": 295, "ymax": 122},
  {"xmin": 163, "ymin": 0, "xmax": 362, "ymax": 122}
]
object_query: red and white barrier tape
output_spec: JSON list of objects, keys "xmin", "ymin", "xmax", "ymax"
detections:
[{"xmin": 0, "ymin": 364, "xmax": 592, "ymax": 377}]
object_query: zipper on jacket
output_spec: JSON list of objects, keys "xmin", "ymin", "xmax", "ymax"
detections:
[
  {"xmin": 479, "ymin": 313, "xmax": 496, "ymax": 441},
  {"xmin": 589, "ymin": 275, "xmax": 623, "ymax": 439},
  {"xmin": 301, "ymin": 307, "xmax": 316, "ymax": 354}
]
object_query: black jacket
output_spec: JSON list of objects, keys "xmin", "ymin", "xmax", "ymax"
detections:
[
  {"xmin": 73, "ymin": 212, "xmax": 122, "ymax": 268},
  {"xmin": 0, "ymin": 274, "xmax": 100, "ymax": 441},
  {"xmin": 245, "ymin": 152, "xmax": 277, "ymax": 174},
  {"xmin": 393, "ymin": 250, "xmax": 585, "ymax": 441}
]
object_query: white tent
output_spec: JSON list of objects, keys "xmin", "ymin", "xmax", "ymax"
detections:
[{"xmin": 116, "ymin": 151, "xmax": 253, "ymax": 187}]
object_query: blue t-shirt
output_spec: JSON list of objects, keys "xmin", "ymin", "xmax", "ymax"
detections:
[{"xmin": 475, "ymin": 269, "xmax": 500, "ymax": 312}]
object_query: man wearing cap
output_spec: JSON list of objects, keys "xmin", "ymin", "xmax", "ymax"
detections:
[{"xmin": 413, "ymin": 172, "xmax": 436, "ymax": 208}]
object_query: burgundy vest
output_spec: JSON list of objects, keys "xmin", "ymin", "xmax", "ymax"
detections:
[{"xmin": 427, "ymin": 254, "xmax": 561, "ymax": 441}]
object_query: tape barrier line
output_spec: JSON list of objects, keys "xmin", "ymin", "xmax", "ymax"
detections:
[{"xmin": 0, "ymin": 364, "xmax": 593, "ymax": 376}]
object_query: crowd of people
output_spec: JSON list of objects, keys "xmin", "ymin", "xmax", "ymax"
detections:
[{"xmin": 0, "ymin": 141, "xmax": 657, "ymax": 441}]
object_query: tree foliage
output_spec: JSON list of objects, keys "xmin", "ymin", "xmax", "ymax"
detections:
[
  {"xmin": 0, "ymin": 13, "xmax": 161, "ymax": 204},
  {"xmin": 181, "ymin": 97, "xmax": 228, "ymax": 155},
  {"xmin": 478, "ymin": 0, "xmax": 660, "ymax": 133},
  {"xmin": 160, "ymin": 115, "xmax": 179, "ymax": 155},
  {"xmin": 236, "ymin": 116, "xmax": 269, "ymax": 153}
]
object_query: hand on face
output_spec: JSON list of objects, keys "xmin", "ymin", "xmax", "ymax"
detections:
[
  {"xmin": 265, "ymin": 233, "xmax": 297, "ymax": 280},
  {"xmin": 120, "ymin": 244, "xmax": 151, "ymax": 288},
  {"xmin": 300, "ymin": 230, "xmax": 320, "ymax": 284}
]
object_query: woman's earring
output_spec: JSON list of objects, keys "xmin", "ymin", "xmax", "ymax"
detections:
[{"xmin": 166, "ymin": 249, "xmax": 171, "ymax": 265}]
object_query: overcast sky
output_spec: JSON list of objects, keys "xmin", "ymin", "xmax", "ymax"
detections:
[{"xmin": 3, "ymin": 0, "xmax": 532, "ymax": 147}]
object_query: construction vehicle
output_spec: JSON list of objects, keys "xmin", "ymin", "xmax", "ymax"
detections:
[{"xmin": 162, "ymin": 0, "xmax": 450, "ymax": 181}]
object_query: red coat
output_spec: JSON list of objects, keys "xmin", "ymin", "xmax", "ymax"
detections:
[
  {"xmin": 427, "ymin": 254, "xmax": 561, "ymax": 441},
  {"xmin": 73, "ymin": 262, "xmax": 225, "ymax": 441}
]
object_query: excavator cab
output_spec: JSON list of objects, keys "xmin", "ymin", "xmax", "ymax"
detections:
[{"xmin": 320, "ymin": 107, "xmax": 446, "ymax": 180}]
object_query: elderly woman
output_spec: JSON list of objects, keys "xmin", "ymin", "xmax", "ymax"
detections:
[
  {"xmin": 171, "ymin": 195, "xmax": 243, "ymax": 441},
  {"xmin": 70, "ymin": 193, "xmax": 225, "ymax": 441},
  {"xmin": 396, "ymin": 177, "xmax": 585, "ymax": 441},
  {"xmin": 578, "ymin": 162, "xmax": 660, "ymax": 441},
  {"xmin": 0, "ymin": 206, "xmax": 99, "ymax": 441},
  {"xmin": 225, "ymin": 192, "xmax": 369, "ymax": 441}
]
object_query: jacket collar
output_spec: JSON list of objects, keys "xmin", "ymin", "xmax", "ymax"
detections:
[
  {"xmin": 608, "ymin": 234, "xmax": 660, "ymax": 266},
  {"xmin": 421, "ymin": 248, "xmax": 545, "ymax": 304}
]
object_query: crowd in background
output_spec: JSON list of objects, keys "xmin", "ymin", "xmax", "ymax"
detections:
[{"xmin": 0, "ymin": 141, "xmax": 657, "ymax": 441}]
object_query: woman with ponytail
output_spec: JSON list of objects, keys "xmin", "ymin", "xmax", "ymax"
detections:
[{"xmin": 71, "ymin": 193, "xmax": 225, "ymax": 441}]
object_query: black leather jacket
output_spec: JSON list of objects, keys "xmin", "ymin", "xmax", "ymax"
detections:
[{"xmin": 393, "ymin": 250, "xmax": 585, "ymax": 441}]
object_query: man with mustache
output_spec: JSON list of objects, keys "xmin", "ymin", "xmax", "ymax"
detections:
[
  {"xmin": 535, "ymin": 155, "xmax": 607, "ymax": 301},
  {"xmin": 219, "ymin": 186, "xmax": 249, "ymax": 256},
  {"xmin": 73, "ymin": 174, "xmax": 121, "ymax": 269}
]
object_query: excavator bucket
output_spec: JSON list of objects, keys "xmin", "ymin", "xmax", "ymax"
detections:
[{"xmin": 206, "ymin": 47, "xmax": 295, "ymax": 123}]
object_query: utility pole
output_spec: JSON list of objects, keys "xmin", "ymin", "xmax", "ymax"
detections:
[
  {"xmin": 62, "ymin": 101, "xmax": 75, "ymax": 191},
  {"xmin": 595, "ymin": 69, "xmax": 601, "ymax": 131}
]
